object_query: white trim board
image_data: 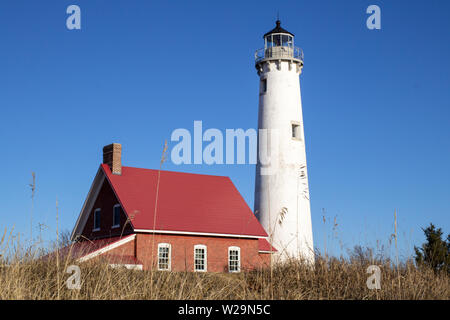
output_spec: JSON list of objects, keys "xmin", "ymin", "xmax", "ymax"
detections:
[
  {"xmin": 110, "ymin": 264, "xmax": 143, "ymax": 271},
  {"xmin": 134, "ymin": 229, "xmax": 265, "ymax": 239}
]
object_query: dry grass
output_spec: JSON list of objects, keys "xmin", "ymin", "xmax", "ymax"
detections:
[{"xmin": 0, "ymin": 253, "xmax": 448, "ymax": 300}]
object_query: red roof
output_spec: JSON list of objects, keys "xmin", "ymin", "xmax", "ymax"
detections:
[
  {"xmin": 102, "ymin": 254, "xmax": 141, "ymax": 265},
  {"xmin": 258, "ymin": 238, "xmax": 277, "ymax": 252},
  {"xmin": 45, "ymin": 235, "xmax": 133, "ymax": 260},
  {"xmin": 101, "ymin": 164, "xmax": 267, "ymax": 238},
  {"xmin": 44, "ymin": 235, "xmax": 143, "ymax": 266}
]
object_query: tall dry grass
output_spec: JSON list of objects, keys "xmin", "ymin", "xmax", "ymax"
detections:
[{"xmin": 0, "ymin": 251, "xmax": 448, "ymax": 300}]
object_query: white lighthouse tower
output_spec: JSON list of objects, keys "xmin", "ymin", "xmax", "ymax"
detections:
[{"xmin": 254, "ymin": 20, "xmax": 314, "ymax": 262}]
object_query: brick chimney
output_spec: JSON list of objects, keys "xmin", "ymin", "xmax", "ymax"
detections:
[{"xmin": 103, "ymin": 143, "xmax": 122, "ymax": 175}]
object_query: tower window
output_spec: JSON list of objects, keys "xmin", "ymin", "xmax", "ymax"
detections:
[
  {"xmin": 291, "ymin": 122, "xmax": 301, "ymax": 140},
  {"xmin": 260, "ymin": 79, "xmax": 267, "ymax": 94},
  {"xmin": 93, "ymin": 208, "xmax": 101, "ymax": 231}
]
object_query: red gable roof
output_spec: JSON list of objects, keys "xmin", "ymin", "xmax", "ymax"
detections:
[
  {"xmin": 44, "ymin": 234, "xmax": 143, "ymax": 266},
  {"xmin": 258, "ymin": 238, "xmax": 277, "ymax": 253},
  {"xmin": 44, "ymin": 235, "xmax": 132, "ymax": 261},
  {"xmin": 101, "ymin": 164, "xmax": 267, "ymax": 238}
]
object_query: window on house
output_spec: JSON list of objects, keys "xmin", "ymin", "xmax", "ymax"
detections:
[
  {"xmin": 194, "ymin": 245, "xmax": 207, "ymax": 272},
  {"xmin": 261, "ymin": 79, "xmax": 267, "ymax": 94},
  {"xmin": 112, "ymin": 204, "xmax": 121, "ymax": 228},
  {"xmin": 93, "ymin": 209, "xmax": 101, "ymax": 231},
  {"xmin": 292, "ymin": 123, "xmax": 301, "ymax": 140},
  {"xmin": 228, "ymin": 246, "xmax": 241, "ymax": 273},
  {"xmin": 158, "ymin": 243, "xmax": 171, "ymax": 271}
]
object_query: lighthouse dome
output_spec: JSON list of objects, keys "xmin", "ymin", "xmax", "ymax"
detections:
[{"xmin": 263, "ymin": 20, "xmax": 294, "ymax": 38}]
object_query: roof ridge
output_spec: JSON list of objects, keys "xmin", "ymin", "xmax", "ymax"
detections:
[{"xmin": 102, "ymin": 163, "xmax": 231, "ymax": 179}]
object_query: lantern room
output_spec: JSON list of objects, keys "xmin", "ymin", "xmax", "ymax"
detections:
[
  {"xmin": 264, "ymin": 20, "xmax": 294, "ymax": 50},
  {"xmin": 255, "ymin": 20, "xmax": 303, "ymax": 65}
]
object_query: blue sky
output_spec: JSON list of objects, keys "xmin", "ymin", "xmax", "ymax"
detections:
[{"xmin": 0, "ymin": 0, "xmax": 449, "ymax": 258}]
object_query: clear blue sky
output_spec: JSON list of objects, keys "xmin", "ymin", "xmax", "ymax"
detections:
[{"xmin": 1, "ymin": 0, "xmax": 449, "ymax": 259}]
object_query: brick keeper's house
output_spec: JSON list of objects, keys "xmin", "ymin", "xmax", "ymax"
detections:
[{"xmin": 66, "ymin": 143, "xmax": 275, "ymax": 272}]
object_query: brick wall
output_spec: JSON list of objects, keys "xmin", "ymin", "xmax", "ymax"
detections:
[
  {"xmin": 82, "ymin": 232, "xmax": 271, "ymax": 272},
  {"xmin": 135, "ymin": 233, "xmax": 269, "ymax": 272},
  {"xmin": 258, "ymin": 252, "xmax": 271, "ymax": 268},
  {"xmin": 80, "ymin": 179, "xmax": 133, "ymax": 240}
]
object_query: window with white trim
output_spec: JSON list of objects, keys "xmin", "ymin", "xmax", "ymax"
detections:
[
  {"xmin": 158, "ymin": 243, "xmax": 171, "ymax": 271},
  {"xmin": 228, "ymin": 246, "xmax": 241, "ymax": 273},
  {"xmin": 292, "ymin": 122, "xmax": 301, "ymax": 140},
  {"xmin": 93, "ymin": 208, "xmax": 101, "ymax": 231},
  {"xmin": 112, "ymin": 204, "xmax": 121, "ymax": 228},
  {"xmin": 194, "ymin": 245, "xmax": 207, "ymax": 272}
]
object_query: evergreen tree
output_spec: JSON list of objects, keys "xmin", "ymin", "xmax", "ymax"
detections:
[{"xmin": 414, "ymin": 223, "xmax": 449, "ymax": 274}]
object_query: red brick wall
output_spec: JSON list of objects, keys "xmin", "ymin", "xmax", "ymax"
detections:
[
  {"xmin": 258, "ymin": 253, "xmax": 271, "ymax": 268},
  {"xmin": 135, "ymin": 233, "xmax": 269, "ymax": 272},
  {"xmin": 81, "ymin": 232, "xmax": 271, "ymax": 271},
  {"xmin": 80, "ymin": 179, "xmax": 133, "ymax": 240}
]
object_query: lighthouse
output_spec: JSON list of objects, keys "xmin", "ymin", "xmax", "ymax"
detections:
[{"xmin": 254, "ymin": 20, "xmax": 314, "ymax": 262}]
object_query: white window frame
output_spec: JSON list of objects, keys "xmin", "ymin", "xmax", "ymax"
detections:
[
  {"xmin": 93, "ymin": 208, "xmax": 101, "ymax": 231},
  {"xmin": 157, "ymin": 243, "xmax": 171, "ymax": 271},
  {"xmin": 112, "ymin": 204, "xmax": 121, "ymax": 229},
  {"xmin": 291, "ymin": 121, "xmax": 302, "ymax": 141},
  {"xmin": 228, "ymin": 246, "xmax": 241, "ymax": 273},
  {"xmin": 194, "ymin": 244, "xmax": 207, "ymax": 272}
]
